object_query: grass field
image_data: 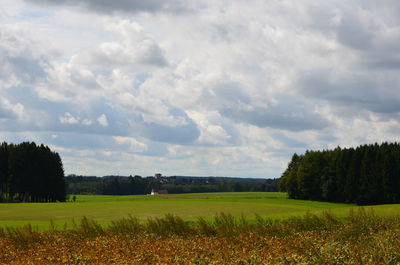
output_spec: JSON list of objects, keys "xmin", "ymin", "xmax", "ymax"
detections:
[
  {"xmin": 1, "ymin": 192, "xmax": 400, "ymax": 229},
  {"xmin": 3, "ymin": 193, "xmax": 400, "ymax": 263}
]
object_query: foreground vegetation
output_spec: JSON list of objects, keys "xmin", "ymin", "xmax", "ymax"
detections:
[{"xmin": 1, "ymin": 209, "xmax": 400, "ymax": 264}]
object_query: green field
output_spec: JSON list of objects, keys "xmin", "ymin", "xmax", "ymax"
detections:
[{"xmin": 1, "ymin": 192, "xmax": 400, "ymax": 229}]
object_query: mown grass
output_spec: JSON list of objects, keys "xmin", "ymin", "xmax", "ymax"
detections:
[{"xmin": 1, "ymin": 209, "xmax": 400, "ymax": 264}]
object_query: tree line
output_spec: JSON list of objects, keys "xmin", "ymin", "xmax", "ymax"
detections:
[
  {"xmin": 66, "ymin": 175, "xmax": 279, "ymax": 195},
  {"xmin": 279, "ymin": 142, "xmax": 400, "ymax": 205},
  {"xmin": 67, "ymin": 175, "xmax": 148, "ymax": 195},
  {"xmin": 163, "ymin": 177, "xmax": 278, "ymax": 194},
  {"xmin": 0, "ymin": 142, "xmax": 66, "ymax": 202}
]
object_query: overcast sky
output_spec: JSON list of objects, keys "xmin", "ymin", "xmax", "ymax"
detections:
[{"xmin": 1, "ymin": 0, "xmax": 400, "ymax": 178}]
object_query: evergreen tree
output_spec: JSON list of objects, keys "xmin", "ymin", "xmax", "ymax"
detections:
[
  {"xmin": 0, "ymin": 143, "xmax": 9, "ymax": 201},
  {"xmin": 344, "ymin": 148, "xmax": 361, "ymax": 202},
  {"xmin": 279, "ymin": 153, "xmax": 302, "ymax": 199},
  {"xmin": 382, "ymin": 151, "xmax": 398, "ymax": 203},
  {"xmin": 279, "ymin": 142, "xmax": 400, "ymax": 205},
  {"xmin": 0, "ymin": 142, "xmax": 66, "ymax": 202}
]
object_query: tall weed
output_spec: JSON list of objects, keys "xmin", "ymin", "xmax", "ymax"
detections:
[
  {"xmin": 146, "ymin": 214, "xmax": 193, "ymax": 237},
  {"xmin": 78, "ymin": 216, "xmax": 104, "ymax": 237},
  {"xmin": 109, "ymin": 215, "xmax": 142, "ymax": 235},
  {"xmin": 4, "ymin": 224, "xmax": 42, "ymax": 248}
]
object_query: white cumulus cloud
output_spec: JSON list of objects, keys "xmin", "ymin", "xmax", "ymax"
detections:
[
  {"xmin": 1, "ymin": 0, "xmax": 400, "ymax": 177},
  {"xmin": 97, "ymin": 114, "xmax": 109, "ymax": 127}
]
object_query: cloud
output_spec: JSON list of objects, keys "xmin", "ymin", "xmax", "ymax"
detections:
[
  {"xmin": 113, "ymin": 136, "xmax": 147, "ymax": 152},
  {"xmin": 24, "ymin": 0, "xmax": 190, "ymax": 14},
  {"xmin": 59, "ymin": 112, "xmax": 80, "ymax": 125},
  {"xmin": 97, "ymin": 114, "xmax": 109, "ymax": 127},
  {"xmin": 299, "ymin": 69, "xmax": 400, "ymax": 115},
  {"xmin": 35, "ymin": 20, "xmax": 168, "ymax": 104},
  {"xmin": 76, "ymin": 20, "xmax": 168, "ymax": 69},
  {"xmin": 0, "ymin": 97, "xmax": 24, "ymax": 120},
  {"xmin": 59, "ymin": 112, "xmax": 94, "ymax": 126},
  {"xmin": 220, "ymin": 103, "xmax": 331, "ymax": 131},
  {"xmin": 2, "ymin": 0, "xmax": 400, "ymax": 178},
  {"xmin": 0, "ymin": 24, "xmax": 50, "ymax": 89},
  {"xmin": 140, "ymin": 115, "xmax": 200, "ymax": 145},
  {"xmin": 187, "ymin": 111, "xmax": 233, "ymax": 146},
  {"xmin": 82, "ymin": 119, "xmax": 93, "ymax": 126}
]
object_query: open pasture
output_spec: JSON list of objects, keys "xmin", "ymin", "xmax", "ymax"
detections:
[{"xmin": 0, "ymin": 192, "xmax": 399, "ymax": 229}]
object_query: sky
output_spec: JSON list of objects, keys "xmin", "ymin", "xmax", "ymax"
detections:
[{"xmin": 1, "ymin": 0, "xmax": 400, "ymax": 178}]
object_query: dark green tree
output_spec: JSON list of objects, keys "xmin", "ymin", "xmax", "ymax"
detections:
[
  {"xmin": 0, "ymin": 142, "xmax": 66, "ymax": 202},
  {"xmin": 280, "ymin": 142, "xmax": 400, "ymax": 205}
]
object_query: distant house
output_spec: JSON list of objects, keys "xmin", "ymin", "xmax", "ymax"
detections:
[{"xmin": 150, "ymin": 189, "xmax": 168, "ymax": 195}]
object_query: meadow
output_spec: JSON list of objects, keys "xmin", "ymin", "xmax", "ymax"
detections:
[
  {"xmin": 2, "ymin": 192, "xmax": 400, "ymax": 264},
  {"xmin": 1, "ymin": 192, "xmax": 400, "ymax": 229}
]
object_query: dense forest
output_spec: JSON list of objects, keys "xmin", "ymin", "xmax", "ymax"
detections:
[
  {"xmin": 0, "ymin": 142, "xmax": 66, "ymax": 202},
  {"xmin": 279, "ymin": 142, "xmax": 400, "ymax": 205},
  {"xmin": 66, "ymin": 175, "xmax": 279, "ymax": 195}
]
